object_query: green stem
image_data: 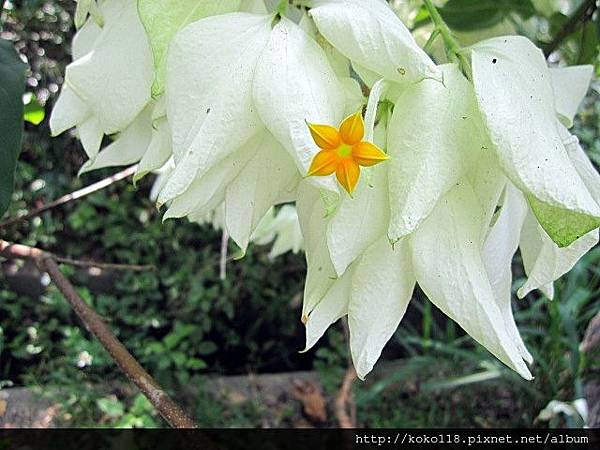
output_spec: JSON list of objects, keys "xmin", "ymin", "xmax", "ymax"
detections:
[
  {"xmin": 423, "ymin": 29, "xmax": 440, "ymax": 54},
  {"xmin": 422, "ymin": 0, "xmax": 472, "ymax": 80},
  {"xmin": 276, "ymin": 0, "xmax": 289, "ymax": 15}
]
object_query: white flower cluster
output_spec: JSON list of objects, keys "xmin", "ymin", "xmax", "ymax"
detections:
[{"xmin": 51, "ymin": 0, "xmax": 600, "ymax": 380}]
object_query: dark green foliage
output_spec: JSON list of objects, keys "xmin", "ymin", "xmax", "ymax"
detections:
[
  {"xmin": 0, "ymin": 39, "xmax": 26, "ymax": 217},
  {"xmin": 439, "ymin": 0, "xmax": 535, "ymax": 32}
]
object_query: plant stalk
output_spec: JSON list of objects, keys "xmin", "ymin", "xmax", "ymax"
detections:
[
  {"xmin": 543, "ymin": 0, "xmax": 598, "ymax": 57},
  {"xmin": 422, "ymin": 0, "xmax": 472, "ymax": 79},
  {"xmin": 276, "ymin": 0, "xmax": 289, "ymax": 15}
]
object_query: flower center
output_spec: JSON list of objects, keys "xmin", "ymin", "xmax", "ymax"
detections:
[{"xmin": 336, "ymin": 144, "xmax": 353, "ymax": 158}]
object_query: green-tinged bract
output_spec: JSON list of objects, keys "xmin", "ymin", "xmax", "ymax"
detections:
[{"xmin": 49, "ymin": 0, "xmax": 600, "ymax": 382}]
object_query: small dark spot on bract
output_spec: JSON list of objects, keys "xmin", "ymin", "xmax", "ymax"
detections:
[
  {"xmin": 206, "ymin": 108, "xmax": 211, "ymax": 114},
  {"xmin": 397, "ymin": 67, "xmax": 406, "ymax": 76},
  {"xmin": 492, "ymin": 58, "xmax": 497, "ymax": 64}
]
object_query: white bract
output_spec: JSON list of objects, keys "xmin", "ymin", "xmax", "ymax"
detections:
[
  {"xmin": 301, "ymin": 35, "xmax": 600, "ymax": 380},
  {"xmin": 50, "ymin": 1, "xmax": 600, "ymax": 383},
  {"xmin": 157, "ymin": 11, "xmax": 347, "ymax": 251},
  {"xmin": 310, "ymin": 0, "xmax": 440, "ymax": 85},
  {"xmin": 50, "ymin": 0, "xmax": 246, "ymax": 176},
  {"xmin": 50, "ymin": 0, "xmax": 153, "ymax": 162},
  {"xmin": 300, "ymin": 64, "xmax": 532, "ymax": 380},
  {"xmin": 471, "ymin": 36, "xmax": 600, "ymax": 248}
]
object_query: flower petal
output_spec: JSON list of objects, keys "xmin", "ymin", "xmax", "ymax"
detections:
[
  {"xmin": 79, "ymin": 104, "xmax": 154, "ymax": 174},
  {"xmin": 563, "ymin": 129, "xmax": 600, "ymax": 205},
  {"xmin": 76, "ymin": 116, "xmax": 104, "ymax": 160},
  {"xmin": 225, "ymin": 132, "xmax": 299, "ymax": 253},
  {"xmin": 517, "ymin": 123, "xmax": 600, "ymax": 299},
  {"xmin": 50, "ymin": 85, "xmax": 90, "ymax": 137},
  {"xmin": 388, "ymin": 64, "xmax": 487, "ymax": 241},
  {"xmin": 327, "ymin": 162, "xmax": 388, "ymax": 276},
  {"xmin": 163, "ymin": 131, "xmax": 263, "ymax": 219},
  {"xmin": 159, "ymin": 13, "xmax": 272, "ymax": 205},
  {"xmin": 339, "ymin": 111, "xmax": 364, "ymax": 145},
  {"xmin": 66, "ymin": 0, "xmax": 153, "ymax": 134},
  {"xmin": 135, "ymin": 117, "xmax": 172, "ymax": 183},
  {"xmin": 482, "ymin": 184, "xmax": 533, "ymax": 364},
  {"xmin": 307, "ymin": 150, "xmax": 338, "ymax": 176},
  {"xmin": 340, "ymin": 77, "xmax": 365, "ymax": 117},
  {"xmin": 297, "ymin": 181, "xmax": 339, "ymax": 317},
  {"xmin": 352, "ymin": 142, "xmax": 388, "ymax": 167},
  {"xmin": 335, "ymin": 159, "xmax": 360, "ymax": 195},
  {"xmin": 251, "ymin": 205, "xmax": 303, "ymax": 259},
  {"xmin": 303, "ymin": 266, "xmax": 353, "ymax": 351},
  {"xmin": 310, "ymin": 0, "xmax": 440, "ymax": 84},
  {"xmin": 71, "ymin": 13, "xmax": 102, "ymax": 59},
  {"xmin": 411, "ymin": 182, "xmax": 533, "ymax": 380},
  {"xmin": 550, "ymin": 65, "xmax": 593, "ymax": 128},
  {"xmin": 363, "ymin": 79, "xmax": 387, "ymax": 142},
  {"xmin": 137, "ymin": 0, "xmax": 241, "ymax": 96},
  {"xmin": 49, "ymin": 16, "xmax": 99, "ymax": 137},
  {"xmin": 349, "ymin": 237, "xmax": 416, "ymax": 380},
  {"xmin": 518, "ymin": 207, "xmax": 554, "ymax": 299},
  {"xmin": 253, "ymin": 16, "xmax": 344, "ymax": 194},
  {"xmin": 518, "ymin": 210, "xmax": 599, "ymax": 299},
  {"xmin": 472, "ymin": 36, "xmax": 600, "ymax": 248},
  {"xmin": 307, "ymin": 123, "xmax": 341, "ymax": 150}
]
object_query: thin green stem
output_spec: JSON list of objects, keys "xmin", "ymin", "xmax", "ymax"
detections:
[
  {"xmin": 423, "ymin": 29, "xmax": 440, "ymax": 54},
  {"xmin": 422, "ymin": 0, "xmax": 472, "ymax": 80}
]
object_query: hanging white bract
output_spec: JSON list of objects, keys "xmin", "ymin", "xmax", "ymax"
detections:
[{"xmin": 49, "ymin": 0, "xmax": 600, "ymax": 382}]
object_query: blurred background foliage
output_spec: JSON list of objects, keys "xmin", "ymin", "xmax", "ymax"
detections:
[{"xmin": 0, "ymin": 0, "xmax": 599, "ymax": 428}]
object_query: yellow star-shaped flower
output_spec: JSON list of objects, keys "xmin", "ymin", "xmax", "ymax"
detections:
[{"xmin": 306, "ymin": 111, "xmax": 389, "ymax": 195}]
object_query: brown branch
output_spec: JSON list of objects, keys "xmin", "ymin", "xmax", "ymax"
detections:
[
  {"xmin": 580, "ymin": 310, "xmax": 600, "ymax": 354},
  {"xmin": 53, "ymin": 256, "xmax": 156, "ymax": 272},
  {"xmin": 335, "ymin": 317, "xmax": 357, "ymax": 428},
  {"xmin": 0, "ymin": 240, "xmax": 155, "ymax": 272},
  {"xmin": 544, "ymin": 0, "xmax": 598, "ymax": 57},
  {"xmin": 0, "ymin": 240, "xmax": 197, "ymax": 428},
  {"xmin": 0, "ymin": 165, "xmax": 138, "ymax": 229},
  {"xmin": 335, "ymin": 366, "xmax": 357, "ymax": 428}
]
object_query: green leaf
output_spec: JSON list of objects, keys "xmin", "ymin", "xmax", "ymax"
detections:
[
  {"xmin": 0, "ymin": 39, "xmax": 26, "ymax": 218},
  {"xmin": 196, "ymin": 341, "xmax": 217, "ymax": 355},
  {"xmin": 577, "ymin": 20, "xmax": 599, "ymax": 65},
  {"xmin": 440, "ymin": 0, "xmax": 536, "ymax": 32},
  {"xmin": 96, "ymin": 397, "xmax": 125, "ymax": 418},
  {"xmin": 186, "ymin": 357, "xmax": 207, "ymax": 370},
  {"xmin": 137, "ymin": 0, "xmax": 241, "ymax": 97},
  {"xmin": 162, "ymin": 322, "xmax": 197, "ymax": 349},
  {"xmin": 23, "ymin": 92, "xmax": 45, "ymax": 125}
]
